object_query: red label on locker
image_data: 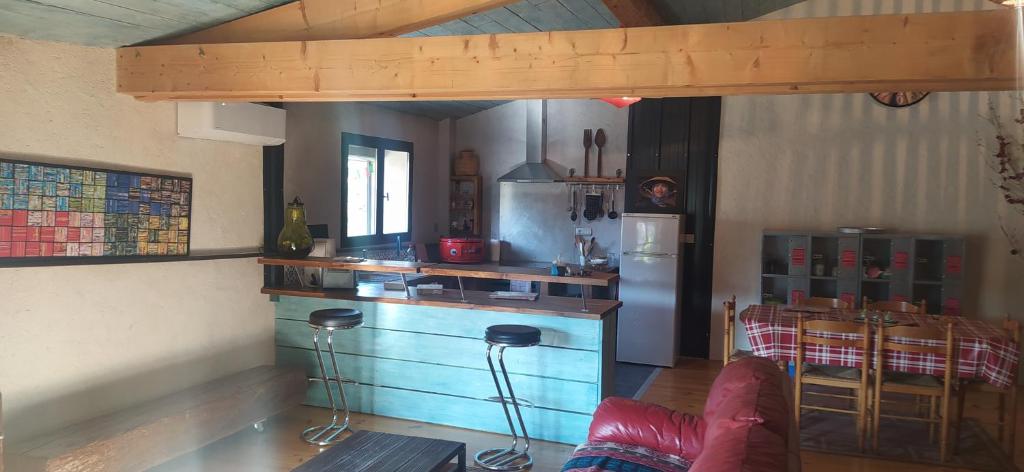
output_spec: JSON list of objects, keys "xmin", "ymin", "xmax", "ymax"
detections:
[
  {"xmin": 840, "ymin": 292, "xmax": 856, "ymax": 306},
  {"xmin": 841, "ymin": 250, "xmax": 857, "ymax": 268},
  {"xmin": 791, "ymin": 290, "xmax": 806, "ymax": 304},
  {"xmin": 791, "ymin": 248, "xmax": 806, "ymax": 267},
  {"xmin": 893, "ymin": 252, "xmax": 909, "ymax": 270},
  {"xmin": 946, "ymin": 256, "xmax": 962, "ymax": 274},
  {"xmin": 944, "ymin": 298, "xmax": 961, "ymax": 315}
]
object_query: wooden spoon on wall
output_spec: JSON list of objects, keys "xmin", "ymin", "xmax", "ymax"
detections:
[
  {"xmin": 595, "ymin": 129, "xmax": 606, "ymax": 178},
  {"xmin": 583, "ymin": 129, "xmax": 593, "ymax": 177}
]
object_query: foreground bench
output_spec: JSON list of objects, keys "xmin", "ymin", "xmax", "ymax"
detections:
[{"xmin": 9, "ymin": 365, "xmax": 304, "ymax": 471}]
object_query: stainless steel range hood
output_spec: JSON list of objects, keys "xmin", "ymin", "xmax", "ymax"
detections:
[{"xmin": 497, "ymin": 100, "xmax": 562, "ymax": 183}]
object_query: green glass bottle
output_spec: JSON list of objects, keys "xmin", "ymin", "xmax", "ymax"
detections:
[{"xmin": 277, "ymin": 196, "xmax": 313, "ymax": 259}]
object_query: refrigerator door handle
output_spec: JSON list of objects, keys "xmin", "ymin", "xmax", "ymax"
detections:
[{"xmin": 623, "ymin": 251, "xmax": 677, "ymax": 257}]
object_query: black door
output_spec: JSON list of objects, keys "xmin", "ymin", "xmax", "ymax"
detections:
[{"xmin": 624, "ymin": 97, "xmax": 721, "ymax": 359}]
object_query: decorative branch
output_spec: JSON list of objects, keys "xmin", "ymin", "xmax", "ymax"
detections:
[{"xmin": 981, "ymin": 98, "xmax": 1024, "ymax": 259}]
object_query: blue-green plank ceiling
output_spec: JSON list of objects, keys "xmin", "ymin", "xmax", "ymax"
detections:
[{"xmin": 0, "ymin": 0, "xmax": 803, "ymax": 120}]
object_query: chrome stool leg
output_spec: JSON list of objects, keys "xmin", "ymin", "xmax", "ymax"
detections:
[
  {"xmin": 475, "ymin": 344, "xmax": 534, "ymax": 471},
  {"xmin": 301, "ymin": 327, "xmax": 351, "ymax": 445}
]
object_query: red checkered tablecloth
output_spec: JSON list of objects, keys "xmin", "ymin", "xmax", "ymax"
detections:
[{"xmin": 740, "ymin": 304, "xmax": 1020, "ymax": 389}]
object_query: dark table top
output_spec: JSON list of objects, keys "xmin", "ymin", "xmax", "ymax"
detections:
[{"xmin": 291, "ymin": 430, "xmax": 466, "ymax": 472}]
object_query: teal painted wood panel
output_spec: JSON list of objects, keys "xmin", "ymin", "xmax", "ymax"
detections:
[
  {"xmin": 278, "ymin": 347, "xmax": 599, "ymax": 413},
  {"xmin": 303, "ymin": 383, "xmax": 592, "ymax": 445},
  {"xmin": 275, "ymin": 296, "xmax": 601, "ymax": 350},
  {"xmin": 276, "ymin": 319, "xmax": 599, "ymax": 383}
]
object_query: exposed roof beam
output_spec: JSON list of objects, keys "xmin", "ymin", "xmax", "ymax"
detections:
[
  {"xmin": 157, "ymin": 0, "xmax": 518, "ymax": 45},
  {"xmin": 601, "ymin": 0, "xmax": 666, "ymax": 27},
  {"xmin": 117, "ymin": 10, "xmax": 1015, "ymax": 102}
]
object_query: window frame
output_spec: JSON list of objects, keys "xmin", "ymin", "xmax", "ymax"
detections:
[{"xmin": 340, "ymin": 132, "xmax": 414, "ymax": 248}]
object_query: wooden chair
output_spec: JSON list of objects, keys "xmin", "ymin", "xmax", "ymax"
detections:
[
  {"xmin": 797, "ymin": 297, "xmax": 851, "ymax": 310},
  {"xmin": 872, "ymin": 321, "xmax": 957, "ymax": 461},
  {"xmin": 955, "ymin": 316, "xmax": 1019, "ymax": 459},
  {"xmin": 722, "ymin": 295, "xmax": 752, "ymax": 366},
  {"xmin": 795, "ymin": 318, "xmax": 872, "ymax": 451},
  {"xmin": 863, "ymin": 297, "xmax": 926, "ymax": 314}
]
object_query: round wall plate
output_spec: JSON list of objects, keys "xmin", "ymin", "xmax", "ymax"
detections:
[{"xmin": 869, "ymin": 91, "xmax": 930, "ymax": 108}]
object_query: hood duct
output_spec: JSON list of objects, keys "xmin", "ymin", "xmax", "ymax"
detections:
[{"xmin": 497, "ymin": 100, "xmax": 562, "ymax": 183}]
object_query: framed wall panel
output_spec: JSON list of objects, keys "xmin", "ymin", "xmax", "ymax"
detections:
[{"xmin": 0, "ymin": 158, "xmax": 192, "ymax": 266}]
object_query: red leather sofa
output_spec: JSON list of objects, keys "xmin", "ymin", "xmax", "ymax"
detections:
[{"xmin": 580, "ymin": 357, "xmax": 799, "ymax": 472}]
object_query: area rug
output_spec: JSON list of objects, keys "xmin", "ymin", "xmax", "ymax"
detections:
[
  {"xmin": 613, "ymin": 362, "xmax": 661, "ymax": 400},
  {"xmin": 800, "ymin": 410, "xmax": 1018, "ymax": 471}
]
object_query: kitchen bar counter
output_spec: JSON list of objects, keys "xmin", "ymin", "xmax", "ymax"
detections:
[
  {"xmin": 262, "ymin": 258, "xmax": 619, "ymax": 445},
  {"xmin": 258, "ymin": 257, "xmax": 618, "ymax": 286},
  {"xmin": 262, "ymin": 284, "xmax": 620, "ymax": 320}
]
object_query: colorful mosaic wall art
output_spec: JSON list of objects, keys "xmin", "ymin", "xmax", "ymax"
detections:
[{"xmin": 0, "ymin": 159, "xmax": 192, "ymax": 259}]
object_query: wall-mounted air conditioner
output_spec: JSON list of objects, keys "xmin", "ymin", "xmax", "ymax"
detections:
[{"xmin": 177, "ymin": 102, "xmax": 286, "ymax": 146}]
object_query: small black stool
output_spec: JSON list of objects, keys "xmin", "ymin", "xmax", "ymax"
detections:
[
  {"xmin": 302, "ymin": 308, "xmax": 363, "ymax": 446},
  {"xmin": 475, "ymin": 325, "xmax": 541, "ymax": 471}
]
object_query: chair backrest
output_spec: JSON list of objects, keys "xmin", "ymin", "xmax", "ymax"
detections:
[
  {"xmin": 798, "ymin": 297, "xmax": 851, "ymax": 310},
  {"xmin": 863, "ymin": 297, "xmax": 926, "ymax": 314},
  {"xmin": 1003, "ymin": 316, "xmax": 1020, "ymax": 383},
  {"xmin": 875, "ymin": 321, "xmax": 956, "ymax": 383},
  {"xmin": 1003, "ymin": 317, "xmax": 1020, "ymax": 345},
  {"xmin": 797, "ymin": 319, "xmax": 869, "ymax": 354},
  {"xmin": 722, "ymin": 295, "xmax": 737, "ymax": 366}
]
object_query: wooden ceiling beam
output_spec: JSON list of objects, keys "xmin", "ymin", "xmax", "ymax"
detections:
[
  {"xmin": 157, "ymin": 0, "xmax": 518, "ymax": 45},
  {"xmin": 601, "ymin": 0, "xmax": 666, "ymax": 27},
  {"xmin": 118, "ymin": 10, "xmax": 1016, "ymax": 102}
]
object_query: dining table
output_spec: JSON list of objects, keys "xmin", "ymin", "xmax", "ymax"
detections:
[{"xmin": 740, "ymin": 304, "xmax": 1021, "ymax": 389}]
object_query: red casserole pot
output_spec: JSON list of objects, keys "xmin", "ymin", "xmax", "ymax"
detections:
[{"xmin": 440, "ymin": 237, "xmax": 485, "ymax": 263}]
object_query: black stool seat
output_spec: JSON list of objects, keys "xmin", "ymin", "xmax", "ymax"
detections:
[
  {"xmin": 309, "ymin": 309, "xmax": 363, "ymax": 329},
  {"xmin": 485, "ymin": 325, "xmax": 541, "ymax": 347}
]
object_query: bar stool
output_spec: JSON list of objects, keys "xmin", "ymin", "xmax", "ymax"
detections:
[
  {"xmin": 475, "ymin": 324, "xmax": 541, "ymax": 471},
  {"xmin": 301, "ymin": 308, "xmax": 363, "ymax": 446}
]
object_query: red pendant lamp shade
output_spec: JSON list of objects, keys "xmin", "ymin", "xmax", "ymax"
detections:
[{"xmin": 600, "ymin": 97, "xmax": 642, "ymax": 108}]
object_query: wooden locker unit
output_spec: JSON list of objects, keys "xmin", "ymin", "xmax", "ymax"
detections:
[{"xmin": 762, "ymin": 230, "xmax": 964, "ymax": 314}]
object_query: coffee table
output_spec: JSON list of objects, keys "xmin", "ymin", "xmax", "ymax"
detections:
[{"xmin": 292, "ymin": 430, "xmax": 466, "ymax": 472}]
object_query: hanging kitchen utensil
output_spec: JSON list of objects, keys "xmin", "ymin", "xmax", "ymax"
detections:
[
  {"xmin": 594, "ymin": 129, "xmax": 607, "ymax": 178},
  {"xmin": 583, "ymin": 190, "xmax": 603, "ymax": 221},
  {"xmin": 583, "ymin": 129, "xmax": 593, "ymax": 177},
  {"xmin": 567, "ymin": 185, "xmax": 573, "ymax": 212},
  {"xmin": 608, "ymin": 189, "xmax": 619, "ymax": 219},
  {"xmin": 570, "ymin": 186, "xmax": 578, "ymax": 222}
]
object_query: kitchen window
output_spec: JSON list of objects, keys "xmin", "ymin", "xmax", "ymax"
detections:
[{"xmin": 341, "ymin": 133, "xmax": 413, "ymax": 247}]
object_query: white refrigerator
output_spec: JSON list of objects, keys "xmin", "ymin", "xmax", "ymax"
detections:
[{"xmin": 617, "ymin": 213, "xmax": 682, "ymax": 367}]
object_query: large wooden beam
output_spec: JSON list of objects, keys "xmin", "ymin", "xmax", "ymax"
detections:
[
  {"xmin": 601, "ymin": 0, "xmax": 666, "ymax": 27},
  {"xmin": 160, "ymin": 0, "xmax": 518, "ymax": 44},
  {"xmin": 117, "ymin": 10, "xmax": 1016, "ymax": 102}
]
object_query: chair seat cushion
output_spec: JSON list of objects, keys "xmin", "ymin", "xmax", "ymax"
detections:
[
  {"xmin": 802, "ymin": 363, "xmax": 862, "ymax": 381},
  {"xmin": 309, "ymin": 308, "xmax": 363, "ymax": 328},
  {"xmin": 486, "ymin": 324, "xmax": 541, "ymax": 346},
  {"xmin": 882, "ymin": 372, "xmax": 943, "ymax": 388}
]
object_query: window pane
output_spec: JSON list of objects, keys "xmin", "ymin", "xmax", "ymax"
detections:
[
  {"xmin": 346, "ymin": 145, "xmax": 377, "ymax": 237},
  {"xmin": 382, "ymin": 149, "xmax": 410, "ymax": 235}
]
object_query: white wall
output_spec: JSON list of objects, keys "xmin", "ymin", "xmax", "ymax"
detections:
[
  {"xmin": 0, "ymin": 35, "xmax": 272, "ymax": 440},
  {"xmin": 456, "ymin": 99, "xmax": 629, "ymax": 262},
  {"xmin": 713, "ymin": 0, "xmax": 1023, "ymax": 357},
  {"xmin": 283, "ymin": 103, "xmax": 443, "ymax": 246}
]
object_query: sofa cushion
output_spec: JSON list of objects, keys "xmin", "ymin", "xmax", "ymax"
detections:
[
  {"xmin": 701, "ymin": 357, "xmax": 790, "ymax": 439},
  {"xmin": 588, "ymin": 397, "xmax": 706, "ymax": 460}
]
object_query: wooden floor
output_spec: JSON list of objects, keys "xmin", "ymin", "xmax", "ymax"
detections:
[{"xmin": 158, "ymin": 358, "xmax": 1021, "ymax": 471}]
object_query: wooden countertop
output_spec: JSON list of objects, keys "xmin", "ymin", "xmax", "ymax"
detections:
[
  {"xmin": 419, "ymin": 263, "xmax": 618, "ymax": 286},
  {"xmin": 261, "ymin": 284, "xmax": 621, "ymax": 320},
  {"xmin": 258, "ymin": 257, "xmax": 425, "ymax": 274},
  {"xmin": 259, "ymin": 258, "xmax": 618, "ymax": 286}
]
